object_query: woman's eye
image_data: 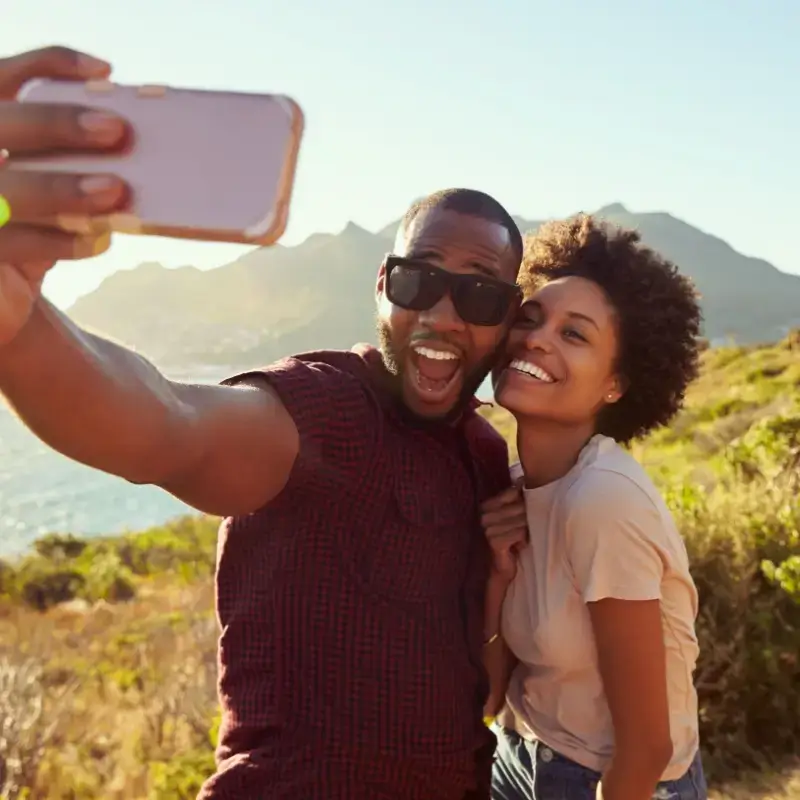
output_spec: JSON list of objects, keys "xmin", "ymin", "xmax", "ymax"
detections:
[{"xmin": 563, "ymin": 328, "xmax": 586, "ymax": 342}]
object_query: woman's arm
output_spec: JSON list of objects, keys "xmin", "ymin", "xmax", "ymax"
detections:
[
  {"xmin": 483, "ymin": 574, "xmax": 517, "ymax": 719},
  {"xmin": 563, "ymin": 472, "xmax": 682, "ymax": 800},
  {"xmin": 589, "ymin": 598, "xmax": 673, "ymax": 800}
]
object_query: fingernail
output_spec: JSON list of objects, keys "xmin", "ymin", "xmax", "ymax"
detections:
[
  {"xmin": 79, "ymin": 111, "xmax": 123, "ymax": 144},
  {"xmin": 79, "ymin": 175, "xmax": 118, "ymax": 196},
  {"xmin": 55, "ymin": 214, "xmax": 93, "ymax": 235},
  {"xmin": 73, "ymin": 232, "xmax": 112, "ymax": 259},
  {"xmin": 77, "ymin": 53, "xmax": 111, "ymax": 75}
]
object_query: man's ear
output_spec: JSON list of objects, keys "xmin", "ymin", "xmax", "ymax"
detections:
[{"xmin": 376, "ymin": 260, "xmax": 387, "ymax": 299}]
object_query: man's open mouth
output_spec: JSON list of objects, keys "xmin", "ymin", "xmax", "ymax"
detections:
[{"xmin": 410, "ymin": 345, "xmax": 463, "ymax": 402}]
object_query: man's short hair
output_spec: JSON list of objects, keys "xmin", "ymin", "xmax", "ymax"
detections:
[{"xmin": 399, "ymin": 188, "xmax": 523, "ymax": 268}]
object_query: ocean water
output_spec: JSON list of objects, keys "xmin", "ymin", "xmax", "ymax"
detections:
[
  {"xmin": 0, "ymin": 367, "xmax": 229, "ymax": 556},
  {"xmin": 0, "ymin": 368, "xmax": 494, "ymax": 556}
]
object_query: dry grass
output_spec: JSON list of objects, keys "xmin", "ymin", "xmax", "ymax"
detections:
[
  {"xmin": 0, "ymin": 578, "xmax": 797, "ymax": 798},
  {"xmin": 711, "ymin": 768, "xmax": 800, "ymax": 800},
  {"xmin": 0, "ymin": 579, "xmax": 218, "ymax": 799}
]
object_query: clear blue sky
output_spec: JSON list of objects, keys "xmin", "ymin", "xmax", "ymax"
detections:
[{"xmin": 6, "ymin": 0, "xmax": 799, "ymax": 308}]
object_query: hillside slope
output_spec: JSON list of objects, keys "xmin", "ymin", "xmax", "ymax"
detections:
[{"xmin": 69, "ymin": 204, "xmax": 800, "ymax": 365}]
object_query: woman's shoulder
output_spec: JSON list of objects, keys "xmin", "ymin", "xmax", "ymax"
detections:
[{"xmin": 564, "ymin": 436, "xmax": 662, "ymax": 515}]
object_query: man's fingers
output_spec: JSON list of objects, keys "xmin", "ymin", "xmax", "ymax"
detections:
[
  {"xmin": 1, "ymin": 101, "xmax": 127, "ymax": 154},
  {"xmin": 0, "ymin": 46, "xmax": 110, "ymax": 100},
  {"xmin": 0, "ymin": 224, "xmax": 111, "ymax": 262},
  {"xmin": 0, "ymin": 169, "xmax": 126, "ymax": 224},
  {"xmin": 15, "ymin": 260, "xmax": 56, "ymax": 286},
  {"xmin": 481, "ymin": 485, "xmax": 522, "ymax": 512}
]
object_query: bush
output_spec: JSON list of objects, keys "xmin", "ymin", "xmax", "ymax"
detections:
[
  {"xmin": 148, "ymin": 748, "xmax": 217, "ymax": 800},
  {"xmin": 18, "ymin": 565, "xmax": 86, "ymax": 611},
  {"xmin": 32, "ymin": 533, "xmax": 87, "ymax": 561},
  {"xmin": 148, "ymin": 714, "xmax": 219, "ymax": 800},
  {"xmin": 0, "ymin": 516, "xmax": 219, "ymax": 611},
  {"xmin": 665, "ymin": 418, "xmax": 800, "ymax": 781}
]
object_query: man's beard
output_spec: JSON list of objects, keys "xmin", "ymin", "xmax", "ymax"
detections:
[{"xmin": 376, "ymin": 318, "xmax": 507, "ymax": 426}]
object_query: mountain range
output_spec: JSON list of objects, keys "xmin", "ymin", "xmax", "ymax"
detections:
[{"xmin": 69, "ymin": 203, "xmax": 800, "ymax": 367}]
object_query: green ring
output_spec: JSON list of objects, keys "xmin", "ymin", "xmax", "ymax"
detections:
[{"xmin": 0, "ymin": 195, "xmax": 10, "ymax": 229}]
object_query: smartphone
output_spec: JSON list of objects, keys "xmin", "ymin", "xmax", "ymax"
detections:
[{"xmin": 10, "ymin": 79, "xmax": 305, "ymax": 246}]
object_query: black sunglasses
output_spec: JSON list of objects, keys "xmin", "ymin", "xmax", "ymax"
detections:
[{"xmin": 385, "ymin": 255, "xmax": 521, "ymax": 327}]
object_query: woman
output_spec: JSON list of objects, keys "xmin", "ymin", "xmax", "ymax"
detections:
[{"xmin": 481, "ymin": 214, "xmax": 708, "ymax": 800}]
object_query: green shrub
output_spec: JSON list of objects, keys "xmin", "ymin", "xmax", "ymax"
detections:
[
  {"xmin": 110, "ymin": 516, "xmax": 218, "ymax": 580},
  {"xmin": 148, "ymin": 748, "xmax": 217, "ymax": 799},
  {"xmin": 18, "ymin": 564, "xmax": 86, "ymax": 610},
  {"xmin": 148, "ymin": 712, "xmax": 219, "ymax": 799},
  {"xmin": 32, "ymin": 532, "xmax": 87, "ymax": 560},
  {"xmin": 672, "ymin": 453, "xmax": 800, "ymax": 780},
  {"xmin": 78, "ymin": 551, "xmax": 136, "ymax": 604},
  {"xmin": 0, "ymin": 516, "xmax": 220, "ymax": 611}
]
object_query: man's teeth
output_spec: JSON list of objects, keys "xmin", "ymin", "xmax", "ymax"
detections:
[
  {"xmin": 414, "ymin": 346, "xmax": 459, "ymax": 361},
  {"xmin": 509, "ymin": 359, "xmax": 555, "ymax": 383}
]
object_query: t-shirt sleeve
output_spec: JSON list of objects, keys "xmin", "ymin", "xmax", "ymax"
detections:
[
  {"xmin": 563, "ymin": 470, "xmax": 667, "ymax": 604},
  {"xmin": 222, "ymin": 355, "xmax": 379, "ymax": 494}
]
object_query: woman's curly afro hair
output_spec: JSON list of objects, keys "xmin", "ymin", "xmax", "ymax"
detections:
[{"xmin": 519, "ymin": 213, "xmax": 703, "ymax": 444}]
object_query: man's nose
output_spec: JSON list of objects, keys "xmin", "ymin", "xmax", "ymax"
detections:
[{"xmin": 419, "ymin": 292, "xmax": 466, "ymax": 333}]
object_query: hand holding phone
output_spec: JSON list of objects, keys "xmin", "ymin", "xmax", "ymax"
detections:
[
  {"xmin": 0, "ymin": 45, "xmax": 304, "ymax": 349},
  {"xmin": 12, "ymin": 77, "xmax": 304, "ymax": 246},
  {"xmin": 0, "ymin": 46, "xmax": 126, "ymax": 347}
]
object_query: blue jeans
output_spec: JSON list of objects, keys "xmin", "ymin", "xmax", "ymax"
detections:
[{"xmin": 491, "ymin": 726, "xmax": 708, "ymax": 800}]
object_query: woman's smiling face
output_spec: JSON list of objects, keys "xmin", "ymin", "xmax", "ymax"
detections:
[{"xmin": 493, "ymin": 275, "xmax": 625, "ymax": 425}]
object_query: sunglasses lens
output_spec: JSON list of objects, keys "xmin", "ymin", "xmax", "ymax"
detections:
[
  {"xmin": 387, "ymin": 263, "xmax": 445, "ymax": 310},
  {"xmin": 453, "ymin": 278, "xmax": 513, "ymax": 326},
  {"xmin": 386, "ymin": 259, "xmax": 516, "ymax": 325}
]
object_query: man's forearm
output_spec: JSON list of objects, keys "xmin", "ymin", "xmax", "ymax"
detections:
[{"xmin": 0, "ymin": 298, "xmax": 196, "ymax": 484}]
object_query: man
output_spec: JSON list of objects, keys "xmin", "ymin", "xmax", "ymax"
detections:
[{"xmin": 0, "ymin": 46, "xmax": 523, "ymax": 799}]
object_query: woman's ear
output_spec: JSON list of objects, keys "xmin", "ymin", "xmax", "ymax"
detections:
[{"xmin": 604, "ymin": 374, "xmax": 628, "ymax": 405}]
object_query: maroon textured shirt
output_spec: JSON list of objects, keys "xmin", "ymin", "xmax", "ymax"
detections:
[{"xmin": 198, "ymin": 347, "xmax": 511, "ymax": 799}]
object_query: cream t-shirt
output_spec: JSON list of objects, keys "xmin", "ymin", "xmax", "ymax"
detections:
[{"xmin": 497, "ymin": 434, "xmax": 700, "ymax": 780}]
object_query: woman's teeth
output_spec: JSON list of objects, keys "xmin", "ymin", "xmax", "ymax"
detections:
[{"xmin": 509, "ymin": 359, "xmax": 555, "ymax": 383}]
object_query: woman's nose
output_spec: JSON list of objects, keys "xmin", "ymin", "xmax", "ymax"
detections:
[{"xmin": 521, "ymin": 325, "xmax": 554, "ymax": 352}]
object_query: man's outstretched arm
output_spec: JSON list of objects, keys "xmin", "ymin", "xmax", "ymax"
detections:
[{"xmin": 0, "ymin": 299, "xmax": 299, "ymax": 516}]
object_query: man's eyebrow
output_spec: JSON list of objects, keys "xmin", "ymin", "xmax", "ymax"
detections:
[
  {"xmin": 408, "ymin": 250, "xmax": 499, "ymax": 278},
  {"xmin": 407, "ymin": 249, "xmax": 443, "ymax": 262},
  {"xmin": 467, "ymin": 261, "xmax": 501, "ymax": 278}
]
